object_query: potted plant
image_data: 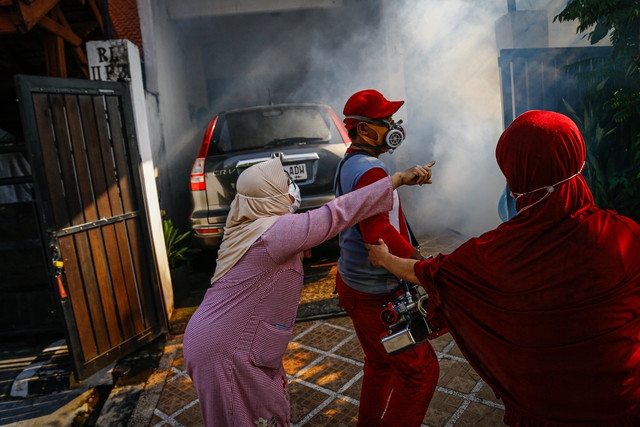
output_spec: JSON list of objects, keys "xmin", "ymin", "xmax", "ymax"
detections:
[{"xmin": 163, "ymin": 218, "xmax": 192, "ymax": 301}]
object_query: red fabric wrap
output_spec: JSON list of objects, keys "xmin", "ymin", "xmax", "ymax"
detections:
[{"xmin": 415, "ymin": 111, "xmax": 640, "ymax": 426}]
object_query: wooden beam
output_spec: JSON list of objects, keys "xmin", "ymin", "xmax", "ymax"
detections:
[
  {"xmin": 37, "ymin": 15, "xmax": 82, "ymax": 46},
  {"xmin": 69, "ymin": 21, "xmax": 98, "ymax": 38},
  {"xmin": 0, "ymin": 10, "xmax": 17, "ymax": 33},
  {"xmin": 74, "ymin": 45, "xmax": 88, "ymax": 65},
  {"xmin": 15, "ymin": 0, "xmax": 59, "ymax": 32},
  {"xmin": 51, "ymin": 7, "xmax": 88, "ymax": 73},
  {"xmin": 86, "ymin": 0, "xmax": 103, "ymax": 33},
  {"xmin": 44, "ymin": 32, "xmax": 66, "ymax": 77},
  {"xmin": 51, "ymin": 4, "xmax": 66, "ymax": 23}
]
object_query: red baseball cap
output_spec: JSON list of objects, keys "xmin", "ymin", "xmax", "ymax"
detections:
[{"xmin": 343, "ymin": 89, "xmax": 404, "ymax": 130}]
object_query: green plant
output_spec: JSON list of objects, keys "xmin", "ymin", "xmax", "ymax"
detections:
[
  {"xmin": 563, "ymin": 95, "xmax": 616, "ymax": 208},
  {"xmin": 163, "ymin": 219, "xmax": 192, "ymax": 269},
  {"xmin": 554, "ymin": 0, "xmax": 640, "ymax": 64},
  {"xmin": 554, "ymin": 0, "xmax": 640, "ymax": 221}
]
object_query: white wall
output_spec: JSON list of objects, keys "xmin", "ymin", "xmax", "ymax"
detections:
[{"xmin": 137, "ymin": 0, "xmax": 208, "ymax": 233}]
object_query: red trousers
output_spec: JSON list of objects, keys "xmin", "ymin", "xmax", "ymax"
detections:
[{"xmin": 336, "ymin": 275, "xmax": 439, "ymax": 426}]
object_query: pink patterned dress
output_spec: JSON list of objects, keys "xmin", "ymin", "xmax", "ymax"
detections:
[{"xmin": 183, "ymin": 177, "xmax": 394, "ymax": 426}]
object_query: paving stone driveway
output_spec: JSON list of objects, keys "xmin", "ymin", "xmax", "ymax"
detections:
[{"xmin": 150, "ymin": 316, "xmax": 506, "ymax": 427}]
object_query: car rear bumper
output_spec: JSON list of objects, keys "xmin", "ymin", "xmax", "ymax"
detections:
[{"xmin": 191, "ymin": 223, "xmax": 225, "ymax": 247}]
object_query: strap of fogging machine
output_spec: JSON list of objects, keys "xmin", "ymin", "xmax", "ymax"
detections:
[{"xmin": 403, "ymin": 213, "xmax": 421, "ymax": 254}]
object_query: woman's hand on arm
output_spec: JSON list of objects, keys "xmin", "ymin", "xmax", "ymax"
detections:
[
  {"xmin": 391, "ymin": 160, "xmax": 436, "ymax": 189},
  {"xmin": 411, "ymin": 246, "xmax": 424, "ymax": 260},
  {"xmin": 365, "ymin": 238, "xmax": 420, "ymax": 283}
]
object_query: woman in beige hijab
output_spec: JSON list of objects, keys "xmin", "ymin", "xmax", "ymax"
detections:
[{"xmin": 183, "ymin": 156, "xmax": 433, "ymax": 427}]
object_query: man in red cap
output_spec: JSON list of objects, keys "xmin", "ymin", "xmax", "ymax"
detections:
[{"xmin": 334, "ymin": 89, "xmax": 438, "ymax": 426}]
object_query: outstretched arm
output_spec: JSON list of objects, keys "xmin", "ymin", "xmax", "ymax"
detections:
[{"xmin": 265, "ymin": 162, "xmax": 435, "ymax": 263}]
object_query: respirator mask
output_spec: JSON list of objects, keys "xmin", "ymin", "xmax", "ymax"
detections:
[{"xmin": 346, "ymin": 115, "xmax": 406, "ymax": 153}]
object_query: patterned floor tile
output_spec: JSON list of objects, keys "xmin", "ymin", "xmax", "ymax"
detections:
[
  {"xmin": 332, "ymin": 336, "xmax": 365, "ymax": 363},
  {"xmin": 430, "ymin": 333, "xmax": 455, "ymax": 352},
  {"xmin": 295, "ymin": 324, "xmax": 353, "ymax": 352},
  {"xmin": 449, "ymin": 342, "xmax": 466, "ymax": 359},
  {"xmin": 288, "ymin": 381, "xmax": 332, "ymax": 424},
  {"xmin": 305, "ymin": 397, "xmax": 359, "ymax": 426},
  {"xmin": 296, "ymin": 355, "xmax": 361, "ymax": 392},
  {"xmin": 150, "ymin": 413, "xmax": 164, "ymax": 425},
  {"xmin": 155, "ymin": 376, "xmax": 198, "ymax": 416},
  {"xmin": 453, "ymin": 401, "xmax": 506, "ymax": 426},
  {"xmin": 284, "ymin": 342, "xmax": 323, "ymax": 376},
  {"xmin": 423, "ymin": 389, "xmax": 465, "ymax": 426},
  {"xmin": 292, "ymin": 320, "xmax": 317, "ymax": 337},
  {"xmin": 325, "ymin": 316, "xmax": 354, "ymax": 329},
  {"xmin": 476, "ymin": 382, "xmax": 502, "ymax": 405},
  {"xmin": 437, "ymin": 358, "xmax": 482, "ymax": 394},
  {"xmin": 341, "ymin": 375, "xmax": 362, "ymax": 401},
  {"xmin": 147, "ymin": 316, "xmax": 506, "ymax": 427},
  {"xmin": 174, "ymin": 401, "xmax": 206, "ymax": 427}
]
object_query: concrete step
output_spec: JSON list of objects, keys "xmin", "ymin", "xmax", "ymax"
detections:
[
  {"xmin": 10, "ymin": 339, "xmax": 73, "ymax": 398},
  {"xmin": 9, "ymin": 339, "xmax": 114, "ymax": 398}
]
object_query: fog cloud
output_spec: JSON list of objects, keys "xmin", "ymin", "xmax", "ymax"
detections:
[{"xmin": 184, "ymin": 0, "xmax": 606, "ymax": 238}]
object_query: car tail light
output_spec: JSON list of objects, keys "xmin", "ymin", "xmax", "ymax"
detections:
[
  {"xmin": 195, "ymin": 228, "xmax": 222, "ymax": 235},
  {"xmin": 190, "ymin": 117, "xmax": 218, "ymax": 191},
  {"xmin": 326, "ymin": 106, "xmax": 350, "ymax": 145}
]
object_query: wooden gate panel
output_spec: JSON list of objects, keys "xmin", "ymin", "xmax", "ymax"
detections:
[
  {"xmin": 77, "ymin": 94, "xmax": 140, "ymax": 339},
  {"xmin": 56, "ymin": 236, "xmax": 99, "ymax": 359},
  {"xmin": 48, "ymin": 95, "xmax": 82, "ymax": 227},
  {"xmin": 17, "ymin": 75, "xmax": 164, "ymax": 379},
  {"xmin": 32, "ymin": 94, "xmax": 102, "ymax": 359},
  {"xmin": 35, "ymin": 92, "xmax": 115, "ymax": 354},
  {"xmin": 105, "ymin": 95, "xmax": 157, "ymax": 328},
  {"xmin": 92, "ymin": 95, "xmax": 148, "ymax": 335},
  {"xmin": 91, "ymin": 96, "xmax": 145, "ymax": 336},
  {"xmin": 105, "ymin": 96, "xmax": 136, "ymax": 213},
  {"xmin": 32, "ymin": 93, "xmax": 107, "ymax": 358},
  {"xmin": 63, "ymin": 93, "xmax": 122, "ymax": 352},
  {"xmin": 32, "ymin": 94, "xmax": 70, "ymax": 227}
]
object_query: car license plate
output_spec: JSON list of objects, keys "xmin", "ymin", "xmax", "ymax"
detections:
[{"xmin": 285, "ymin": 163, "xmax": 307, "ymax": 180}]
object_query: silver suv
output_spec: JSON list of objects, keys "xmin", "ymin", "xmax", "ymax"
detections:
[{"xmin": 189, "ymin": 103, "xmax": 349, "ymax": 247}]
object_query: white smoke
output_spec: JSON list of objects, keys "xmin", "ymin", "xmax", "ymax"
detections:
[
  {"xmin": 183, "ymin": 0, "xmax": 605, "ymax": 238},
  {"xmin": 386, "ymin": 0, "xmax": 507, "ymax": 238}
]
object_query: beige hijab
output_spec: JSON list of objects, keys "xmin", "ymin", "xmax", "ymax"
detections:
[{"xmin": 211, "ymin": 157, "xmax": 292, "ymax": 283}]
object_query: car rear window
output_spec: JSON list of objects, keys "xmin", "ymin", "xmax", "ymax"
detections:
[{"xmin": 210, "ymin": 106, "xmax": 343, "ymax": 154}]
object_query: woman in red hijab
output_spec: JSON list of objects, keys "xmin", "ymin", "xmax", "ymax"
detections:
[{"xmin": 367, "ymin": 110, "xmax": 640, "ymax": 426}]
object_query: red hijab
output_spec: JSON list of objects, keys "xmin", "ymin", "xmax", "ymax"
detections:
[{"xmin": 416, "ymin": 111, "xmax": 640, "ymax": 426}]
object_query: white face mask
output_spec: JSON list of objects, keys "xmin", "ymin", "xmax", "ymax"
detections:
[
  {"xmin": 287, "ymin": 181, "xmax": 301, "ymax": 213},
  {"xmin": 510, "ymin": 162, "xmax": 585, "ymax": 215}
]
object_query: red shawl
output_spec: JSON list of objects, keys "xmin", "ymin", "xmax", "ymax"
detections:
[{"xmin": 416, "ymin": 111, "xmax": 640, "ymax": 426}]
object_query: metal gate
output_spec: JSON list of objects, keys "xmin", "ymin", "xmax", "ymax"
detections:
[
  {"xmin": 498, "ymin": 46, "xmax": 612, "ymax": 128},
  {"xmin": 15, "ymin": 74, "xmax": 165, "ymax": 380}
]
